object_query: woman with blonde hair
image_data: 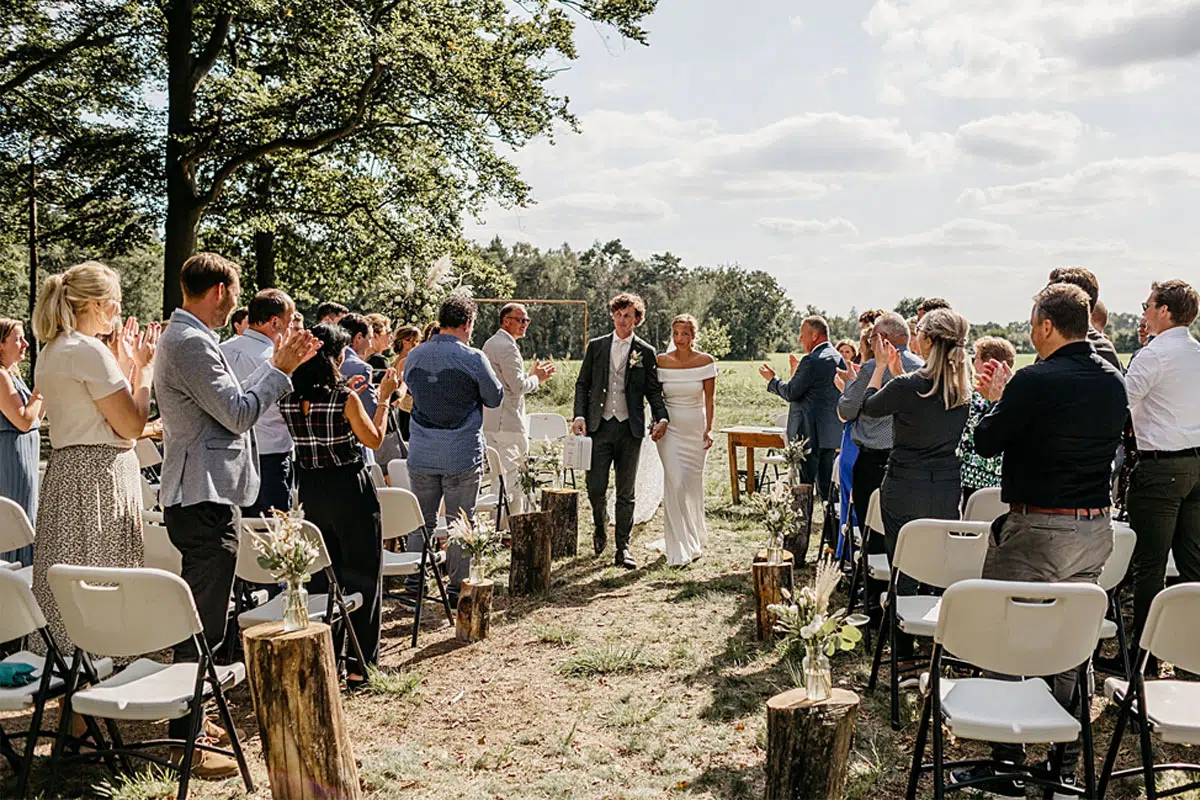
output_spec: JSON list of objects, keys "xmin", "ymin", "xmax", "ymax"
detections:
[
  {"xmin": 647, "ymin": 314, "xmax": 716, "ymax": 566},
  {"xmin": 0, "ymin": 318, "xmax": 44, "ymax": 566},
  {"xmin": 31, "ymin": 261, "xmax": 159, "ymax": 653},
  {"xmin": 860, "ymin": 308, "xmax": 971, "ymax": 650}
]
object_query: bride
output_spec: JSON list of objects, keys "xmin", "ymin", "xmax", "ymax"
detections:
[{"xmin": 647, "ymin": 314, "xmax": 716, "ymax": 566}]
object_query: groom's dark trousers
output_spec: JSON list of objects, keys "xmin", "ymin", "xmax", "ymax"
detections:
[{"xmin": 587, "ymin": 417, "xmax": 640, "ymax": 551}]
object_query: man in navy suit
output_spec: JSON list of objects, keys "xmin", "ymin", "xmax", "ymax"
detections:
[{"xmin": 760, "ymin": 315, "xmax": 845, "ymax": 502}]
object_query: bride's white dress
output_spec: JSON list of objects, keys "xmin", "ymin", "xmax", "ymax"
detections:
[{"xmin": 646, "ymin": 362, "xmax": 717, "ymax": 566}]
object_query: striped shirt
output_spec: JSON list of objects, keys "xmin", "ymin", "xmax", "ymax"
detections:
[{"xmin": 279, "ymin": 386, "xmax": 362, "ymax": 470}]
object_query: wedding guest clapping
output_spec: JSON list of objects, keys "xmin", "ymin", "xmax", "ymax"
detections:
[{"xmin": 0, "ymin": 318, "xmax": 44, "ymax": 566}]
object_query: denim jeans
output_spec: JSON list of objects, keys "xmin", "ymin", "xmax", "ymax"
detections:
[{"xmin": 407, "ymin": 465, "xmax": 481, "ymax": 595}]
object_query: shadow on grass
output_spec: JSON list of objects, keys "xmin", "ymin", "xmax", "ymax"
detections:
[{"xmin": 685, "ymin": 761, "xmax": 762, "ymax": 800}]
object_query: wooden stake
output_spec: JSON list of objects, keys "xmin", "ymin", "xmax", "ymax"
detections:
[
  {"xmin": 456, "ymin": 579, "xmax": 494, "ymax": 642},
  {"xmin": 243, "ymin": 621, "xmax": 361, "ymax": 800},
  {"xmin": 541, "ymin": 488, "xmax": 579, "ymax": 559},
  {"xmin": 508, "ymin": 510, "xmax": 553, "ymax": 596},
  {"xmin": 752, "ymin": 549, "xmax": 795, "ymax": 641},
  {"xmin": 765, "ymin": 687, "xmax": 860, "ymax": 800}
]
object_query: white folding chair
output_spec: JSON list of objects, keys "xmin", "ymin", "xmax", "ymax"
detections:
[
  {"xmin": 378, "ymin": 488, "xmax": 454, "ymax": 647},
  {"xmin": 368, "ymin": 463, "xmax": 386, "ymax": 489},
  {"xmin": 963, "ymin": 487, "xmax": 1008, "ymax": 522},
  {"xmin": 134, "ymin": 438, "xmax": 162, "ymax": 469},
  {"xmin": 846, "ymin": 489, "xmax": 889, "ymax": 625},
  {"xmin": 387, "ymin": 458, "xmax": 411, "ymax": 491},
  {"xmin": 0, "ymin": 497, "xmax": 34, "ymax": 585},
  {"xmin": 233, "ymin": 520, "xmax": 366, "ymax": 670},
  {"xmin": 905, "ymin": 579, "xmax": 1108, "ymax": 800},
  {"xmin": 528, "ymin": 413, "xmax": 574, "ymax": 487},
  {"xmin": 757, "ymin": 412, "xmax": 790, "ymax": 490},
  {"xmin": 0, "ymin": 569, "xmax": 116, "ymax": 799},
  {"xmin": 142, "ymin": 516, "xmax": 183, "ymax": 576},
  {"xmin": 1095, "ymin": 523, "xmax": 1137, "ymax": 680},
  {"xmin": 44, "ymin": 565, "xmax": 253, "ymax": 800},
  {"xmin": 477, "ymin": 446, "xmax": 510, "ymax": 525},
  {"xmin": 1100, "ymin": 583, "xmax": 1200, "ymax": 799},
  {"xmin": 868, "ymin": 518, "xmax": 990, "ymax": 730}
]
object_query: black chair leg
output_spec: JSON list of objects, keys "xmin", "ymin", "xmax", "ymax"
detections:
[
  {"xmin": 176, "ymin": 647, "xmax": 211, "ymax": 800},
  {"xmin": 931, "ymin": 687, "xmax": 945, "ymax": 800},
  {"xmin": 889, "ymin": 605, "xmax": 901, "ymax": 730},
  {"xmin": 867, "ymin": 601, "xmax": 889, "ymax": 693},
  {"xmin": 205, "ymin": 656, "xmax": 254, "ymax": 792},
  {"xmin": 1098, "ymin": 681, "xmax": 1136, "ymax": 799},
  {"xmin": 1134, "ymin": 678, "xmax": 1158, "ymax": 800},
  {"xmin": 906, "ymin": 693, "xmax": 932, "ymax": 799},
  {"xmin": 1113, "ymin": 593, "xmax": 1132, "ymax": 681},
  {"xmin": 411, "ymin": 546, "xmax": 428, "ymax": 649},
  {"xmin": 46, "ymin": 651, "xmax": 83, "ymax": 799}
]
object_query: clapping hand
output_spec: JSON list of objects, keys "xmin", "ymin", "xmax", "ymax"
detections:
[
  {"xmin": 131, "ymin": 321, "xmax": 160, "ymax": 369},
  {"xmin": 346, "ymin": 375, "xmax": 368, "ymax": 394},
  {"xmin": 884, "ymin": 339, "xmax": 903, "ymax": 376},
  {"xmin": 271, "ymin": 328, "xmax": 321, "ymax": 375},
  {"xmin": 834, "ymin": 361, "xmax": 860, "ymax": 392},
  {"xmin": 975, "ymin": 359, "xmax": 1013, "ymax": 402},
  {"xmin": 758, "ymin": 363, "xmax": 776, "ymax": 381},
  {"xmin": 378, "ymin": 368, "xmax": 399, "ymax": 398},
  {"xmin": 531, "ymin": 359, "xmax": 556, "ymax": 382},
  {"xmin": 788, "ymin": 353, "xmax": 800, "ymax": 376}
]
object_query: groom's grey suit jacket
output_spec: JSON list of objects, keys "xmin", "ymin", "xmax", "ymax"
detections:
[
  {"xmin": 154, "ymin": 309, "xmax": 292, "ymax": 508},
  {"xmin": 573, "ymin": 332, "xmax": 669, "ymax": 439}
]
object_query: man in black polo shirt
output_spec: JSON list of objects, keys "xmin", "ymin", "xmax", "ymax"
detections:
[{"xmin": 950, "ymin": 282, "xmax": 1128, "ymax": 796}]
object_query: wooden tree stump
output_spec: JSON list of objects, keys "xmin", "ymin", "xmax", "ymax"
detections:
[
  {"xmin": 456, "ymin": 579, "xmax": 494, "ymax": 642},
  {"xmin": 541, "ymin": 488, "xmax": 579, "ymax": 559},
  {"xmin": 766, "ymin": 687, "xmax": 861, "ymax": 800},
  {"xmin": 785, "ymin": 483, "xmax": 815, "ymax": 566},
  {"xmin": 508, "ymin": 510, "xmax": 553, "ymax": 596},
  {"xmin": 243, "ymin": 621, "xmax": 361, "ymax": 800},
  {"xmin": 753, "ymin": 550, "xmax": 795, "ymax": 641}
]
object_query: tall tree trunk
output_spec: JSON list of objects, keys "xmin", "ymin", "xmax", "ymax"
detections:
[
  {"xmin": 27, "ymin": 141, "xmax": 38, "ymax": 375},
  {"xmin": 162, "ymin": 0, "xmax": 200, "ymax": 317},
  {"xmin": 255, "ymin": 229, "xmax": 276, "ymax": 288}
]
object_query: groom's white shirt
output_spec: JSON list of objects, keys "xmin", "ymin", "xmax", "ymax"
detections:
[{"xmin": 603, "ymin": 332, "xmax": 632, "ymax": 422}]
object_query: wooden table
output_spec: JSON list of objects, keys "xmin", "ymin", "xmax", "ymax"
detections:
[{"xmin": 721, "ymin": 426, "xmax": 786, "ymax": 504}]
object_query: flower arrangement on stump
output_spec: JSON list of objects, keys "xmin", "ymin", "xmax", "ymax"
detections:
[
  {"xmin": 779, "ymin": 436, "xmax": 811, "ymax": 486},
  {"xmin": 515, "ymin": 438, "xmax": 563, "ymax": 510},
  {"xmin": 768, "ymin": 558, "xmax": 868, "ymax": 701},
  {"xmin": 446, "ymin": 509, "xmax": 502, "ymax": 584},
  {"xmin": 250, "ymin": 507, "xmax": 320, "ymax": 632},
  {"xmin": 750, "ymin": 482, "xmax": 802, "ymax": 564}
]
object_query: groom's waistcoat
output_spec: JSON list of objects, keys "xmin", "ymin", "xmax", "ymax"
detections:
[{"xmin": 573, "ymin": 332, "xmax": 669, "ymax": 439}]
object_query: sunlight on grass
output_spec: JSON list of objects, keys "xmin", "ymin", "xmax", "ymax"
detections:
[
  {"xmin": 601, "ymin": 693, "xmax": 667, "ymax": 729},
  {"xmin": 534, "ymin": 622, "xmax": 580, "ymax": 646},
  {"xmin": 94, "ymin": 767, "xmax": 177, "ymax": 800},
  {"xmin": 363, "ymin": 665, "xmax": 422, "ymax": 698},
  {"xmin": 560, "ymin": 644, "xmax": 663, "ymax": 677}
]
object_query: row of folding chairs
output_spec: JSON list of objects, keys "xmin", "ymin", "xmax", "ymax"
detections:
[
  {"xmin": 904, "ymin": 578, "xmax": 1200, "ymax": 800},
  {"xmin": 0, "ymin": 566, "xmax": 252, "ymax": 800}
]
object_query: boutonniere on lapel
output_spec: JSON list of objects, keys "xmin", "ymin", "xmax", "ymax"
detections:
[{"xmin": 628, "ymin": 350, "xmax": 644, "ymax": 369}]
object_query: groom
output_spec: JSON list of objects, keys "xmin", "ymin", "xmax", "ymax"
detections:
[{"xmin": 572, "ymin": 293, "xmax": 670, "ymax": 569}]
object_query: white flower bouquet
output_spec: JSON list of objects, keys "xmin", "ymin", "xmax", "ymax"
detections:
[
  {"xmin": 250, "ymin": 506, "xmax": 319, "ymax": 584},
  {"xmin": 446, "ymin": 509, "xmax": 502, "ymax": 582}
]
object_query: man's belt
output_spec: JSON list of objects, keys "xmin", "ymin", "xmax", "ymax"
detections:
[
  {"xmin": 1010, "ymin": 504, "xmax": 1109, "ymax": 520},
  {"xmin": 1139, "ymin": 447, "xmax": 1200, "ymax": 460}
]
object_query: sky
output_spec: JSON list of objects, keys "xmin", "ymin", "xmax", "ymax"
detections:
[{"xmin": 465, "ymin": 0, "xmax": 1200, "ymax": 323}]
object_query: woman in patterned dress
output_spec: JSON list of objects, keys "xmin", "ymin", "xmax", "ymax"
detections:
[
  {"xmin": 31, "ymin": 261, "xmax": 159, "ymax": 653},
  {"xmin": 958, "ymin": 336, "xmax": 1016, "ymax": 506},
  {"xmin": 0, "ymin": 318, "xmax": 44, "ymax": 566}
]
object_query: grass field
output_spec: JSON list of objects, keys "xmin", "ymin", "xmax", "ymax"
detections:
[{"xmin": 3, "ymin": 353, "xmax": 1166, "ymax": 800}]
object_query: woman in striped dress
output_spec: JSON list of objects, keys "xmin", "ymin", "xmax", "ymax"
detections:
[
  {"xmin": 0, "ymin": 318, "xmax": 44, "ymax": 566},
  {"xmin": 31, "ymin": 261, "xmax": 159, "ymax": 653}
]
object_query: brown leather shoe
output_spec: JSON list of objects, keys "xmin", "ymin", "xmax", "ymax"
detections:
[
  {"xmin": 169, "ymin": 737, "xmax": 239, "ymax": 780},
  {"xmin": 203, "ymin": 717, "xmax": 244, "ymax": 746}
]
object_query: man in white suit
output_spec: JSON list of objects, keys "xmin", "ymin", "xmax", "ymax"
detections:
[{"xmin": 483, "ymin": 303, "xmax": 555, "ymax": 517}]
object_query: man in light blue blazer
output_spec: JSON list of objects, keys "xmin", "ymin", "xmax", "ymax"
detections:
[{"xmin": 155, "ymin": 252, "xmax": 317, "ymax": 774}]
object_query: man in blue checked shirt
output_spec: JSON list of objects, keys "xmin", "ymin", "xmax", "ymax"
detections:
[{"xmin": 403, "ymin": 291, "xmax": 503, "ymax": 600}]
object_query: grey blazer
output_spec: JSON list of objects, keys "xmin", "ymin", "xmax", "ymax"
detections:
[{"xmin": 154, "ymin": 310, "xmax": 292, "ymax": 508}]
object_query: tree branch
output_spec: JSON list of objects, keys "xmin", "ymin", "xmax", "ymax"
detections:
[
  {"xmin": 0, "ymin": 25, "xmax": 115, "ymax": 97},
  {"xmin": 190, "ymin": 13, "xmax": 232, "ymax": 91},
  {"xmin": 201, "ymin": 57, "xmax": 386, "ymax": 206}
]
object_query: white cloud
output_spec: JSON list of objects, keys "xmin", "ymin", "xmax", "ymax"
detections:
[
  {"xmin": 863, "ymin": 0, "xmax": 1196, "ymax": 100},
  {"xmin": 955, "ymin": 111, "xmax": 1086, "ymax": 167},
  {"xmin": 819, "ymin": 67, "xmax": 850, "ymax": 81},
  {"xmin": 596, "ymin": 78, "xmax": 630, "ymax": 92},
  {"xmin": 852, "ymin": 218, "xmax": 1021, "ymax": 256},
  {"xmin": 539, "ymin": 193, "xmax": 673, "ymax": 227},
  {"xmin": 958, "ymin": 153, "xmax": 1200, "ymax": 215},
  {"xmin": 756, "ymin": 217, "xmax": 859, "ymax": 237},
  {"xmin": 789, "ymin": 15, "xmax": 804, "ymax": 28}
]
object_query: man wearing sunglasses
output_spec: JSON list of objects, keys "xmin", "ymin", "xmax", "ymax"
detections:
[{"xmin": 483, "ymin": 303, "xmax": 555, "ymax": 519}]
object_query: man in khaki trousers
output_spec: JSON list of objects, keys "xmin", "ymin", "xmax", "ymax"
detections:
[{"xmin": 482, "ymin": 303, "xmax": 554, "ymax": 523}]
